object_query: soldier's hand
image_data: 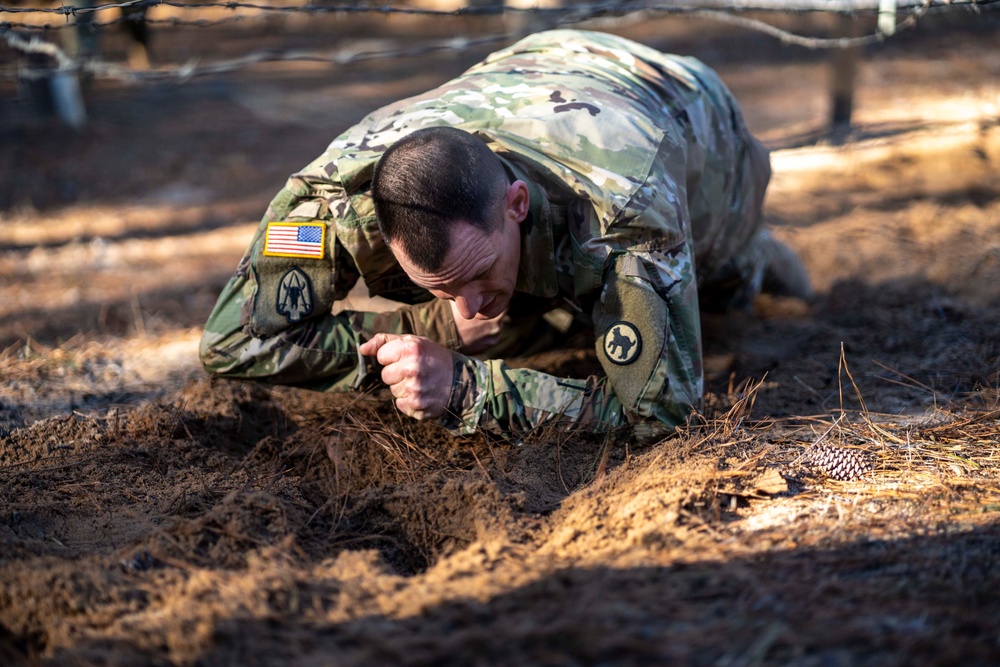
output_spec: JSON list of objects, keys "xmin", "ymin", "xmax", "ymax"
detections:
[
  {"xmin": 450, "ymin": 300, "xmax": 507, "ymax": 355},
  {"xmin": 358, "ymin": 333, "xmax": 454, "ymax": 420}
]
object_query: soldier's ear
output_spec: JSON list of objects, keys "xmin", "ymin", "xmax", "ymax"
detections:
[{"xmin": 505, "ymin": 180, "xmax": 530, "ymax": 226}]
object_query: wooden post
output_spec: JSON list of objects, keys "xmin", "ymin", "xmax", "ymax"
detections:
[
  {"xmin": 829, "ymin": 13, "xmax": 860, "ymax": 140},
  {"xmin": 50, "ymin": 71, "xmax": 88, "ymax": 129},
  {"xmin": 48, "ymin": 0, "xmax": 95, "ymax": 129}
]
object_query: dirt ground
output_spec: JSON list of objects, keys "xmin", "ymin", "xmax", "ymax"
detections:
[{"xmin": 1, "ymin": 7, "xmax": 1000, "ymax": 665}]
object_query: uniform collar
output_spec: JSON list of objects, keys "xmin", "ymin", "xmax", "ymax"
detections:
[{"xmin": 500, "ymin": 157, "xmax": 560, "ymax": 299}]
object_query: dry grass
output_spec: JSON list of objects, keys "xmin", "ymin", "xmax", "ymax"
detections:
[{"xmin": 2, "ymin": 16, "xmax": 1000, "ymax": 664}]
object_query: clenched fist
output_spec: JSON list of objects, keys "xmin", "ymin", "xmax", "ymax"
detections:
[{"xmin": 358, "ymin": 333, "xmax": 455, "ymax": 420}]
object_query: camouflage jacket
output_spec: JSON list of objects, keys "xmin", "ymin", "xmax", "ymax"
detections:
[{"xmin": 200, "ymin": 29, "xmax": 770, "ymax": 441}]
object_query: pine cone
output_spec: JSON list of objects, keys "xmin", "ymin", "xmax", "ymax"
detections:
[{"xmin": 807, "ymin": 445, "xmax": 873, "ymax": 481}]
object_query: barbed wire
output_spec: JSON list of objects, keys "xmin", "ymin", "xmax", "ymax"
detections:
[
  {"xmin": 4, "ymin": 9, "xmax": 276, "ymax": 30},
  {"xmin": 1, "ymin": 0, "xmax": 997, "ymax": 82},
  {"xmin": 4, "ymin": 29, "xmax": 521, "ymax": 79},
  {"xmin": 6, "ymin": 14, "xmax": 252, "ymax": 29},
  {"xmin": 0, "ymin": 0, "xmax": 924, "ymax": 31},
  {"xmin": 0, "ymin": 0, "xmax": 994, "ymax": 31},
  {"xmin": 0, "ymin": 0, "xmax": 992, "ymax": 19}
]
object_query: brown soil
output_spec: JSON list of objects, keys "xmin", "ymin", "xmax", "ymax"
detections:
[{"xmin": 2, "ymin": 9, "xmax": 1000, "ymax": 666}]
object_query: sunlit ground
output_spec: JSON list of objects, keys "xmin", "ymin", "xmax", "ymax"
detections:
[{"xmin": 1, "ymin": 14, "xmax": 999, "ymax": 664}]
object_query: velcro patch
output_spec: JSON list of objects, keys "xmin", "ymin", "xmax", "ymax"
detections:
[
  {"xmin": 276, "ymin": 267, "xmax": 314, "ymax": 323},
  {"xmin": 263, "ymin": 222, "xmax": 326, "ymax": 259},
  {"xmin": 250, "ymin": 220, "xmax": 335, "ymax": 336},
  {"xmin": 594, "ymin": 267, "xmax": 667, "ymax": 416},
  {"xmin": 603, "ymin": 321, "xmax": 642, "ymax": 365}
]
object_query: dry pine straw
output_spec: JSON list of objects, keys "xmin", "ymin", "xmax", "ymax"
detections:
[
  {"xmin": 1, "ymin": 360, "xmax": 999, "ymax": 665},
  {"xmin": 690, "ymin": 376, "xmax": 1000, "ymax": 532},
  {"xmin": 3, "ymin": 340, "xmax": 1000, "ymax": 526},
  {"xmin": 2, "ymin": 334, "xmax": 1000, "ymax": 565}
]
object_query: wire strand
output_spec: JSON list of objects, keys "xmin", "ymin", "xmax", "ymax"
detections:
[
  {"xmin": 2, "ymin": 0, "xmax": 996, "ymax": 19},
  {"xmin": 1, "ymin": 0, "xmax": 996, "ymax": 82}
]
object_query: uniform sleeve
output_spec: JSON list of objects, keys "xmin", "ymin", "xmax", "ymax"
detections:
[
  {"xmin": 589, "ymin": 236, "xmax": 703, "ymax": 431},
  {"xmin": 199, "ymin": 181, "xmax": 461, "ymax": 393},
  {"xmin": 585, "ymin": 156, "xmax": 704, "ymax": 436},
  {"xmin": 200, "ymin": 266, "xmax": 383, "ymax": 393},
  {"xmin": 440, "ymin": 356, "xmax": 626, "ymax": 440}
]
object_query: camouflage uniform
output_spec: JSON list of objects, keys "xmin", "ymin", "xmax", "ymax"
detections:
[{"xmin": 200, "ymin": 30, "xmax": 772, "ymax": 441}]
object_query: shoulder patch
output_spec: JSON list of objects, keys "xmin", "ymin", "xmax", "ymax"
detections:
[
  {"xmin": 263, "ymin": 222, "xmax": 326, "ymax": 259},
  {"xmin": 603, "ymin": 321, "xmax": 642, "ymax": 365},
  {"xmin": 276, "ymin": 267, "xmax": 314, "ymax": 322}
]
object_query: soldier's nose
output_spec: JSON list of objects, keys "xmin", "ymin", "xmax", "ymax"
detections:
[{"xmin": 455, "ymin": 294, "xmax": 480, "ymax": 319}]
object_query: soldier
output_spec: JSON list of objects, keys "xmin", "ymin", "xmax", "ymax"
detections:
[{"xmin": 200, "ymin": 29, "xmax": 811, "ymax": 441}]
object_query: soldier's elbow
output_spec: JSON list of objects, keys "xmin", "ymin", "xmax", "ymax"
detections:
[
  {"xmin": 198, "ymin": 328, "xmax": 245, "ymax": 378},
  {"xmin": 198, "ymin": 337, "xmax": 225, "ymax": 376}
]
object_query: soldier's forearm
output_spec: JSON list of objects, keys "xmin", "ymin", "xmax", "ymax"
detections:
[
  {"xmin": 200, "ymin": 317, "xmax": 371, "ymax": 391},
  {"xmin": 440, "ymin": 356, "xmax": 626, "ymax": 440},
  {"xmin": 200, "ymin": 272, "xmax": 383, "ymax": 392}
]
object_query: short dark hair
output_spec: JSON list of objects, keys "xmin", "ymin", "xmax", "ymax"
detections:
[{"xmin": 371, "ymin": 126, "xmax": 509, "ymax": 272}]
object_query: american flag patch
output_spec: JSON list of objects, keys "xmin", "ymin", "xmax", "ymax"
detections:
[{"xmin": 263, "ymin": 222, "xmax": 325, "ymax": 259}]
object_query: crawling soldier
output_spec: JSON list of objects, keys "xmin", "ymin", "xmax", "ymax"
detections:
[{"xmin": 200, "ymin": 30, "xmax": 811, "ymax": 441}]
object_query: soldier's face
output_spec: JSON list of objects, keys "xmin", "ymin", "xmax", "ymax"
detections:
[{"xmin": 393, "ymin": 181, "xmax": 529, "ymax": 321}]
